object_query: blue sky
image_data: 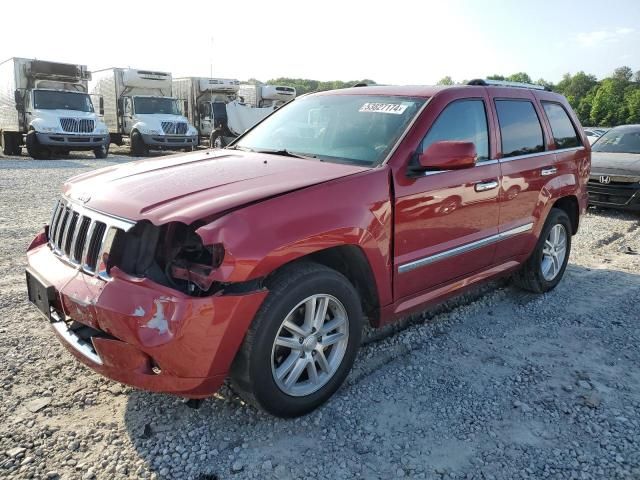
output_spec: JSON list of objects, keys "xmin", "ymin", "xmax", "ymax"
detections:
[{"xmin": 1, "ymin": 0, "xmax": 638, "ymax": 84}]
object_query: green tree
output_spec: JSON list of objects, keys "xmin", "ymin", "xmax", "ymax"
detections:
[
  {"xmin": 623, "ymin": 87, "xmax": 640, "ymax": 123},
  {"xmin": 437, "ymin": 76, "xmax": 454, "ymax": 85},
  {"xmin": 486, "ymin": 74, "xmax": 505, "ymax": 80},
  {"xmin": 264, "ymin": 78, "xmax": 376, "ymax": 95},
  {"xmin": 613, "ymin": 66, "xmax": 633, "ymax": 82},
  {"xmin": 506, "ymin": 72, "xmax": 532, "ymax": 83},
  {"xmin": 536, "ymin": 78, "xmax": 554, "ymax": 90},
  {"xmin": 555, "ymin": 72, "xmax": 598, "ymax": 104},
  {"xmin": 590, "ymin": 78, "xmax": 628, "ymax": 126}
]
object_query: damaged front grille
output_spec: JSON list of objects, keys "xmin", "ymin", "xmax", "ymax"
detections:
[{"xmin": 48, "ymin": 197, "xmax": 135, "ymax": 279}]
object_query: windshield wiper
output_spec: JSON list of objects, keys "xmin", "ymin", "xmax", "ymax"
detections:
[
  {"xmin": 227, "ymin": 145, "xmax": 254, "ymax": 152},
  {"xmin": 253, "ymin": 148, "xmax": 315, "ymax": 159}
]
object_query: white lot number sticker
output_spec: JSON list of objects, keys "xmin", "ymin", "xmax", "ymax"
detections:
[{"xmin": 359, "ymin": 102, "xmax": 408, "ymax": 115}]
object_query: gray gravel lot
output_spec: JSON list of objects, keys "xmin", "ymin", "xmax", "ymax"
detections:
[{"xmin": 1, "ymin": 150, "xmax": 640, "ymax": 480}]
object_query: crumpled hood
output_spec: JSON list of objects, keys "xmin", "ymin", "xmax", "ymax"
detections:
[
  {"xmin": 591, "ymin": 152, "xmax": 640, "ymax": 176},
  {"xmin": 63, "ymin": 150, "xmax": 369, "ymax": 224}
]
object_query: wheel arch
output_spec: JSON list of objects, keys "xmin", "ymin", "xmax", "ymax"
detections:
[
  {"xmin": 552, "ymin": 195, "xmax": 579, "ymax": 235},
  {"xmin": 263, "ymin": 245, "xmax": 381, "ymax": 327}
]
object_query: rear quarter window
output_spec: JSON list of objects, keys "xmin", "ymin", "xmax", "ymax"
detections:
[
  {"xmin": 495, "ymin": 100, "xmax": 545, "ymax": 158},
  {"xmin": 542, "ymin": 102, "xmax": 582, "ymax": 149}
]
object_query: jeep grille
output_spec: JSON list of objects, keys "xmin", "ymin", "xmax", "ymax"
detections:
[{"xmin": 48, "ymin": 198, "xmax": 134, "ymax": 279}]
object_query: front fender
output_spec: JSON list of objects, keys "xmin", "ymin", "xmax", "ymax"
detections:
[{"xmin": 196, "ymin": 167, "xmax": 394, "ymax": 306}]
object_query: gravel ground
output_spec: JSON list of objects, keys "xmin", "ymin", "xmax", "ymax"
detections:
[{"xmin": 1, "ymin": 150, "xmax": 640, "ymax": 480}]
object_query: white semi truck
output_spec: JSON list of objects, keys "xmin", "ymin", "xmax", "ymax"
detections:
[
  {"xmin": 173, "ymin": 77, "xmax": 296, "ymax": 147},
  {"xmin": 90, "ymin": 68, "xmax": 198, "ymax": 155},
  {"xmin": 0, "ymin": 58, "xmax": 109, "ymax": 159}
]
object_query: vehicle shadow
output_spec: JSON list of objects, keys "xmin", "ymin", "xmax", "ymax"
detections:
[
  {"xmin": 588, "ymin": 205, "xmax": 640, "ymax": 219},
  {"xmin": 122, "ymin": 264, "xmax": 640, "ymax": 480}
]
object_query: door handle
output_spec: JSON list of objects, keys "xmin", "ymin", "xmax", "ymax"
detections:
[
  {"xmin": 474, "ymin": 180, "xmax": 499, "ymax": 192},
  {"xmin": 541, "ymin": 167, "xmax": 557, "ymax": 176}
]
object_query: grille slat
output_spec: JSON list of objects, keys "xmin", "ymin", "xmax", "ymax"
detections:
[
  {"xmin": 55, "ymin": 208, "xmax": 70, "ymax": 249},
  {"xmin": 49, "ymin": 202, "xmax": 63, "ymax": 245},
  {"xmin": 72, "ymin": 217, "xmax": 91, "ymax": 262},
  {"xmin": 47, "ymin": 199, "xmax": 131, "ymax": 279},
  {"xmin": 86, "ymin": 222, "xmax": 106, "ymax": 271}
]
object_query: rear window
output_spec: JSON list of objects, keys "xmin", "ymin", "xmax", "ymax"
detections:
[
  {"xmin": 542, "ymin": 102, "xmax": 582, "ymax": 149},
  {"xmin": 495, "ymin": 100, "xmax": 545, "ymax": 158}
]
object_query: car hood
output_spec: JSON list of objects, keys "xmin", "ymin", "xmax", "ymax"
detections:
[
  {"xmin": 591, "ymin": 152, "xmax": 640, "ymax": 176},
  {"xmin": 63, "ymin": 150, "xmax": 369, "ymax": 224}
]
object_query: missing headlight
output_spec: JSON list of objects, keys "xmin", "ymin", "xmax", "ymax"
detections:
[{"xmin": 110, "ymin": 220, "xmax": 224, "ymax": 296}]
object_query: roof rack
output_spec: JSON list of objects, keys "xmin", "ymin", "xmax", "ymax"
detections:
[
  {"xmin": 351, "ymin": 82, "xmax": 369, "ymax": 87},
  {"xmin": 467, "ymin": 79, "xmax": 551, "ymax": 92}
]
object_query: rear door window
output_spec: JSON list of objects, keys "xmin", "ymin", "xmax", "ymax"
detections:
[
  {"xmin": 495, "ymin": 100, "xmax": 545, "ymax": 158},
  {"xmin": 542, "ymin": 102, "xmax": 582, "ymax": 149},
  {"xmin": 420, "ymin": 99, "xmax": 489, "ymax": 161}
]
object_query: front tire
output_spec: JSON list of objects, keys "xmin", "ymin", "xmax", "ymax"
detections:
[
  {"xmin": 93, "ymin": 144, "xmax": 109, "ymax": 159},
  {"xmin": 230, "ymin": 262, "xmax": 362, "ymax": 417},
  {"xmin": 513, "ymin": 208, "xmax": 572, "ymax": 293},
  {"xmin": 130, "ymin": 131, "xmax": 148, "ymax": 156},
  {"xmin": 25, "ymin": 131, "xmax": 49, "ymax": 160}
]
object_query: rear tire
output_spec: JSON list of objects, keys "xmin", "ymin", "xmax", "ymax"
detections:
[
  {"xmin": 512, "ymin": 208, "xmax": 572, "ymax": 293},
  {"xmin": 93, "ymin": 144, "xmax": 109, "ymax": 159},
  {"xmin": 230, "ymin": 262, "xmax": 362, "ymax": 417},
  {"xmin": 25, "ymin": 131, "xmax": 49, "ymax": 160},
  {"xmin": 2, "ymin": 132, "xmax": 20, "ymax": 156},
  {"xmin": 130, "ymin": 131, "xmax": 148, "ymax": 156}
]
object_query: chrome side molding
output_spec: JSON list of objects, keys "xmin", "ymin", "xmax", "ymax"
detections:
[{"xmin": 398, "ymin": 222, "xmax": 534, "ymax": 274}]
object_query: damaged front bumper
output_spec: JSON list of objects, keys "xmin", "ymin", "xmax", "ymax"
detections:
[{"xmin": 26, "ymin": 229, "xmax": 267, "ymax": 398}]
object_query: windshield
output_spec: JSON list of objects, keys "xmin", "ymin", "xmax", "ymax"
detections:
[
  {"xmin": 33, "ymin": 90, "xmax": 94, "ymax": 112},
  {"xmin": 592, "ymin": 128, "xmax": 640, "ymax": 154},
  {"xmin": 235, "ymin": 95, "xmax": 426, "ymax": 165},
  {"xmin": 134, "ymin": 97, "xmax": 181, "ymax": 115}
]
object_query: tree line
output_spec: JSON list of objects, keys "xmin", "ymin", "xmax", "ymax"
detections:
[
  {"xmin": 254, "ymin": 78, "xmax": 375, "ymax": 95},
  {"xmin": 258, "ymin": 67, "xmax": 640, "ymax": 127}
]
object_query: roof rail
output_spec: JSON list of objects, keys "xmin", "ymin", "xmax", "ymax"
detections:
[
  {"xmin": 467, "ymin": 78, "xmax": 551, "ymax": 92},
  {"xmin": 351, "ymin": 82, "xmax": 369, "ymax": 87}
]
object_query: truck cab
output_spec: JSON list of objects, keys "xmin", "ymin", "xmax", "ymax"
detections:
[
  {"xmin": 0, "ymin": 58, "xmax": 110, "ymax": 159},
  {"xmin": 90, "ymin": 68, "xmax": 198, "ymax": 156}
]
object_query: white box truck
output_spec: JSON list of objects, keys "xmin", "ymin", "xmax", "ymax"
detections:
[
  {"xmin": 0, "ymin": 58, "xmax": 109, "ymax": 159},
  {"xmin": 173, "ymin": 77, "xmax": 296, "ymax": 147},
  {"xmin": 238, "ymin": 84, "xmax": 296, "ymax": 108},
  {"xmin": 90, "ymin": 68, "xmax": 198, "ymax": 155}
]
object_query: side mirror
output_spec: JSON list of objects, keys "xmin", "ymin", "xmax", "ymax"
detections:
[
  {"xmin": 183, "ymin": 100, "xmax": 189, "ymax": 117},
  {"xmin": 99, "ymin": 97, "xmax": 104, "ymax": 116},
  {"xmin": 14, "ymin": 90, "xmax": 24, "ymax": 111},
  {"xmin": 412, "ymin": 141, "xmax": 477, "ymax": 174}
]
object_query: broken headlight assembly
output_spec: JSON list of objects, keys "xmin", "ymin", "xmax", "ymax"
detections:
[{"xmin": 109, "ymin": 221, "xmax": 224, "ymax": 296}]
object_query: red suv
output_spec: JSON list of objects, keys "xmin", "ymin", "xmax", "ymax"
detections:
[{"xmin": 26, "ymin": 80, "xmax": 590, "ymax": 417}]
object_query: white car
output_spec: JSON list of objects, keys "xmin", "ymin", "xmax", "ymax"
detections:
[{"xmin": 584, "ymin": 127, "xmax": 608, "ymax": 145}]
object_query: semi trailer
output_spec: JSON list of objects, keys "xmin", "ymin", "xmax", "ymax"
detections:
[
  {"xmin": 90, "ymin": 68, "xmax": 198, "ymax": 155},
  {"xmin": 0, "ymin": 58, "xmax": 109, "ymax": 159},
  {"xmin": 173, "ymin": 77, "xmax": 296, "ymax": 147}
]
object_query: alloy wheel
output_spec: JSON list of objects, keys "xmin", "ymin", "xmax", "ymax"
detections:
[
  {"xmin": 271, "ymin": 294, "xmax": 349, "ymax": 397},
  {"xmin": 541, "ymin": 224, "xmax": 567, "ymax": 281}
]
